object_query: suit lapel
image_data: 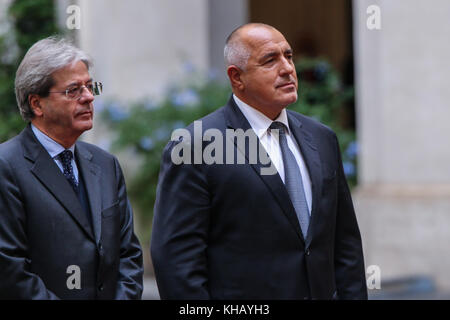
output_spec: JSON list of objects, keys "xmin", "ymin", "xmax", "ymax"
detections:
[
  {"xmin": 288, "ymin": 114, "xmax": 323, "ymax": 247},
  {"xmin": 224, "ymin": 98, "xmax": 306, "ymax": 243},
  {"xmin": 21, "ymin": 126, "xmax": 95, "ymax": 242},
  {"xmin": 76, "ymin": 144, "xmax": 102, "ymax": 245}
]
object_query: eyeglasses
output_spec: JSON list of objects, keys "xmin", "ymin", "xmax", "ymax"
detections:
[{"xmin": 48, "ymin": 82, "xmax": 103, "ymax": 100}]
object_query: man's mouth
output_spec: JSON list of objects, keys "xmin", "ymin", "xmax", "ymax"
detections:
[
  {"xmin": 276, "ymin": 82, "xmax": 296, "ymax": 89},
  {"xmin": 77, "ymin": 110, "xmax": 92, "ymax": 117}
]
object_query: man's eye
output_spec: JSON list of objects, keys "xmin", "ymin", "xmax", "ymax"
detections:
[{"xmin": 67, "ymin": 87, "xmax": 79, "ymax": 94}]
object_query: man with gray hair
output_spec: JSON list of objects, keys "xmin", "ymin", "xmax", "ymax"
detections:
[
  {"xmin": 0, "ymin": 36, "xmax": 143, "ymax": 299},
  {"xmin": 151, "ymin": 23, "xmax": 367, "ymax": 299}
]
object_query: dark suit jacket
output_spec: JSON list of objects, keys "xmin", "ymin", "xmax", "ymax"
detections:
[
  {"xmin": 0, "ymin": 125, "xmax": 143, "ymax": 299},
  {"xmin": 151, "ymin": 97, "xmax": 367, "ymax": 300}
]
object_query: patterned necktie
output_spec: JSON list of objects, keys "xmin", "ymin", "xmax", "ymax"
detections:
[
  {"xmin": 59, "ymin": 150, "xmax": 79, "ymax": 193},
  {"xmin": 270, "ymin": 121, "xmax": 310, "ymax": 238}
]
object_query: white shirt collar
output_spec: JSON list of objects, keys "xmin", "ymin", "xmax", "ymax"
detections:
[
  {"xmin": 31, "ymin": 124, "xmax": 75, "ymax": 159},
  {"xmin": 233, "ymin": 94, "xmax": 291, "ymax": 138}
]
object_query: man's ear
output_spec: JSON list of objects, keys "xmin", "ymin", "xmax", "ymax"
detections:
[
  {"xmin": 29, "ymin": 94, "xmax": 43, "ymax": 117},
  {"xmin": 227, "ymin": 65, "xmax": 245, "ymax": 91}
]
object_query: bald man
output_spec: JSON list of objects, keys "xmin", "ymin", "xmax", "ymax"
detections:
[{"xmin": 151, "ymin": 23, "xmax": 367, "ymax": 300}]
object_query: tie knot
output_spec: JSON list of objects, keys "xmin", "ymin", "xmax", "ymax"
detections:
[
  {"xmin": 269, "ymin": 121, "xmax": 287, "ymax": 135},
  {"xmin": 59, "ymin": 150, "xmax": 73, "ymax": 165}
]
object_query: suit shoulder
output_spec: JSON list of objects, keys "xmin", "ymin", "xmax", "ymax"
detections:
[
  {"xmin": 162, "ymin": 106, "xmax": 226, "ymax": 155},
  {"xmin": 287, "ymin": 109, "xmax": 336, "ymax": 138},
  {"xmin": 0, "ymin": 135, "xmax": 23, "ymax": 161},
  {"xmin": 0, "ymin": 135, "xmax": 25, "ymax": 180},
  {"xmin": 185, "ymin": 106, "xmax": 227, "ymax": 132},
  {"xmin": 76, "ymin": 141, "xmax": 118, "ymax": 163}
]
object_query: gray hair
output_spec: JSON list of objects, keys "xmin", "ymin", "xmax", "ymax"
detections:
[
  {"xmin": 15, "ymin": 36, "xmax": 92, "ymax": 121},
  {"xmin": 224, "ymin": 23, "xmax": 276, "ymax": 71},
  {"xmin": 224, "ymin": 37, "xmax": 251, "ymax": 71}
]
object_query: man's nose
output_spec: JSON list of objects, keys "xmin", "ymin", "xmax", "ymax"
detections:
[
  {"xmin": 280, "ymin": 57, "xmax": 295, "ymax": 75},
  {"xmin": 79, "ymin": 86, "xmax": 94, "ymax": 103}
]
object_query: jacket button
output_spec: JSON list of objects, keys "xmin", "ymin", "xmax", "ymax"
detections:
[
  {"xmin": 305, "ymin": 249, "xmax": 311, "ymax": 256},
  {"xmin": 99, "ymin": 243, "xmax": 103, "ymax": 251},
  {"xmin": 98, "ymin": 284, "xmax": 104, "ymax": 291}
]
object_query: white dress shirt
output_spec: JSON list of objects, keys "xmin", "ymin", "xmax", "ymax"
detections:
[
  {"xmin": 31, "ymin": 124, "xmax": 79, "ymax": 184},
  {"xmin": 233, "ymin": 94, "xmax": 312, "ymax": 214}
]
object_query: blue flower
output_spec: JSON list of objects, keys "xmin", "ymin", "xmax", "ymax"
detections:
[
  {"xmin": 107, "ymin": 102, "xmax": 129, "ymax": 122},
  {"xmin": 171, "ymin": 88, "xmax": 200, "ymax": 107},
  {"xmin": 172, "ymin": 121, "xmax": 185, "ymax": 130},
  {"xmin": 343, "ymin": 162, "xmax": 355, "ymax": 177},
  {"xmin": 345, "ymin": 141, "xmax": 358, "ymax": 159},
  {"xmin": 314, "ymin": 61, "xmax": 329, "ymax": 81},
  {"xmin": 154, "ymin": 127, "xmax": 170, "ymax": 141},
  {"xmin": 144, "ymin": 100, "xmax": 157, "ymax": 110},
  {"xmin": 207, "ymin": 68, "xmax": 220, "ymax": 81},
  {"xmin": 139, "ymin": 137, "xmax": 154, "ymax": 151},
  {"xmin": 182, "ymin": 62, "xmax": 196, "ymax": 74}
]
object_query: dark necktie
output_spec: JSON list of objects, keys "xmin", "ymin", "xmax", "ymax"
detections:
[
  {"xmin": 59, "ymin": 150, "xmax": 79, "ymax": 193},
  {"xmin": 270, "ymin": 121, "xmax": 310, "ymax": 238}
]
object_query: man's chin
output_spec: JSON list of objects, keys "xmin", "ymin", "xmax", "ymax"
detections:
[
  {"xmin": 282, "ymin": 93, "xmax": 298, "ymax": 106},
  {"xmin": 77, "ymin": 121, "xmax": 93, "ymax": 133}
]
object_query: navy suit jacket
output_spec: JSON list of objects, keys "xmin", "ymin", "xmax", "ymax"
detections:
[
  {"xmin": 151, "ymin": 97, "xmax": 367, "ymax": 300},
  {"xmin": 0, "ymin": 125, "xmax": 143, "ymax": 299}
]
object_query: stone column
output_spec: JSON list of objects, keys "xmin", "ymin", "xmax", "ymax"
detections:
[
  {"xmin": 76, "ymin": 0, "xmax": 209, "ymax": 102},
  {"xmin": 353, "ymin": 0, "xmax": 450, "ymax": 290}
]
